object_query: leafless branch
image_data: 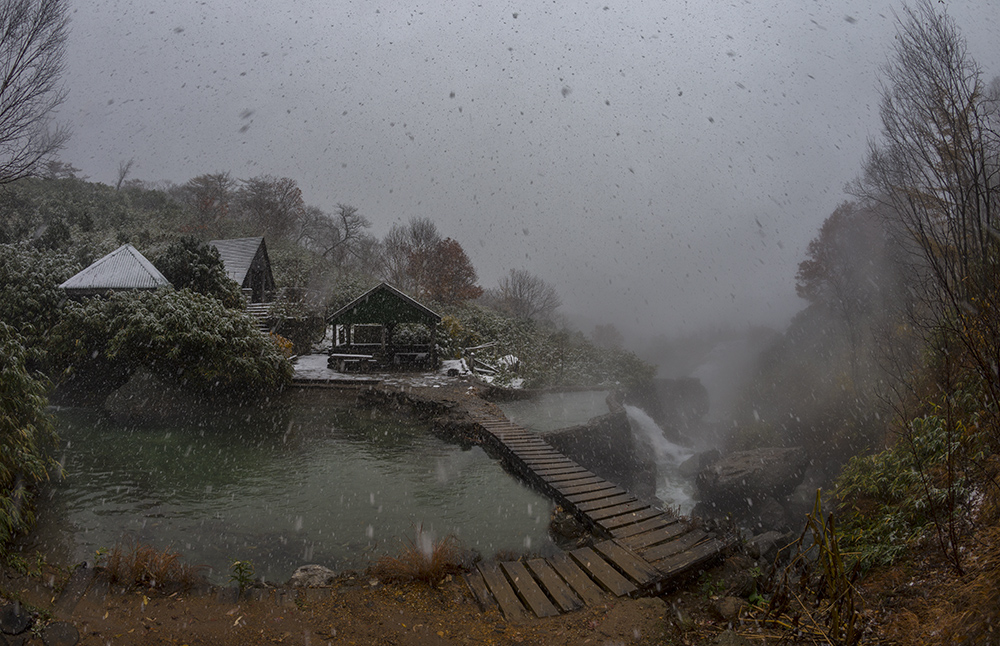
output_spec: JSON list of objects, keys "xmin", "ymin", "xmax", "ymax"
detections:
[{"xmin": 0, "ymin": 0, "xmax": 70, "ymax": 184}]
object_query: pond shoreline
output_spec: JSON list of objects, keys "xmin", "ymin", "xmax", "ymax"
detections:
[
  {"xmin": 0, "ymin": 373, "xmax": 740, "ymax": 645},
  {"xmin": 27, "ymin": 373, "xmax": 565, "ymax": 586}
]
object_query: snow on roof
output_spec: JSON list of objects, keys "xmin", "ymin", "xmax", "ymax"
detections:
[
  {"xmin": 60, "ymin": 244, "xmax": 171, "ymax": 293},
  {"xmin": 208, "ymin": 237, "xmax": 265, "ymax": 286},
  {"xmin": 326, "ymin": 282, "xmax": 442, "ymax": 324}
]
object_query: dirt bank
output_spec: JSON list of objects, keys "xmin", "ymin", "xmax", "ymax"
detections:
[{"xmin": 2, "ymin": 560, "xmax": 756, "ymax": 646}]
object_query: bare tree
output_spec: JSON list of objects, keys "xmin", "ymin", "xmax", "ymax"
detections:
[
  {"xmin": 349, "ymin": 232, "xmax": 384, "ymax": 279},
  {"xmin": 114, "ymin": 157, "xmax": 134, "ymax": 190},
  {"xmin": 405, "ymin": 216, "xmax": 440, "ymax": 252},
  {"xmin": 236, "ymin": 174, "xmax": 305, "ymax": 239},
  {"xmin": 377, "ymin": 223, "xmax": 413, "ymax": 289},
  {"xmin": 485, "ymin": 268, "xmax": 562, "ymax": 321},
  {"xmin": 298, "ymin": 204, "xmax": 370, "ymax": 259},
  {"xmin": 854, "ymin": 0, "xmax": 1000, "ymax": 575},
  {"xmin": 856, "ymin": 0, "xmax": 1000, "ymax": 394},
  {"xmin": 0, "ymin": 0, "xmax": 71, "ymax": 184},
  {"xmin": 177, "ymin": 172, "xmax": 236, "ymax": 236},
  {"xmin": 39, "ymin": 157, "xmax": 78, "ymax": 179},
  {"xmin": 377, "ymin": 217, "xmax": 441, "ymax": 291},
  {"xmin": 859, "ymin": 1, "xmax": 1000, "ymax": 309}
]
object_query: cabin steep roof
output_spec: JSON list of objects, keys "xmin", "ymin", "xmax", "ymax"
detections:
[
  {"xmin": 326, "ymin": 282, "xmax": 442, "ymax": 326},
  {"xmin": 208, "ymin": 237, "xmax": 268, "ymax": 286},
  {"xmin": 60, "ymin": 244, "xmax": 171, "ymax": 294}
]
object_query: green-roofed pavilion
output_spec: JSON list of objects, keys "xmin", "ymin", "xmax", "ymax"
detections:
[{"xmin": 325, "ymin": 282, "xmax": 441, "ymax": 370}]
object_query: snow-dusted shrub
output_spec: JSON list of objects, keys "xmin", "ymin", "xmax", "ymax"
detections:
[{"xmin": 49, "ymin": 288, "xmax": 292, "ymax": 397}]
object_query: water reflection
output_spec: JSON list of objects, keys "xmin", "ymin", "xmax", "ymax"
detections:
[{"xmin": 30, "ymin": 396, "xmax": 555, "ymax": 583}]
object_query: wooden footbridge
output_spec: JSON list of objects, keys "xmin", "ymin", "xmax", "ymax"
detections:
[{"xmin": 462, "ymin": 412, "xmax": 735, "ymax": 621}]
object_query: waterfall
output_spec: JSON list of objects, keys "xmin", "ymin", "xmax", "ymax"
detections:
[{"xmin": 624, "ymin": 404, "xmax": 697, "ymax": 514}]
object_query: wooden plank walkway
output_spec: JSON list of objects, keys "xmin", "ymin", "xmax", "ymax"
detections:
[{"xmin": 461, "ymin": 410, "xmax": 735, "ymax": 621}]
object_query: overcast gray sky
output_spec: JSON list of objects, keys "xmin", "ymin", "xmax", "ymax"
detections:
[{"xmin": 56, "ymin": 0, "xmax": 1000, "ymax": 341}]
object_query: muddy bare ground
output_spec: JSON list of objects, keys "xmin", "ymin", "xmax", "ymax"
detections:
[{"xmin": 0, "ymin": 563, "xmax": 744, "ymax": 646}]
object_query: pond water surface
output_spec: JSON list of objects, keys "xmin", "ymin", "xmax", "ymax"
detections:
[
  {"xmin": 498, "ymin": 390, "xmax": 611, "ymax": 433},
  {"xmin": 29, "ymin": 392, "xmax": 555, "ymax": 584}
]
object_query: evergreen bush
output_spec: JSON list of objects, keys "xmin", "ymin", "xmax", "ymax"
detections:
[
  {"xmin": 49, "ymin": 288, "xmax": 292, "ymax": 397},
  {"xmin": 0, "ymin": 323, "xmax": 60, "ymax": 546}
]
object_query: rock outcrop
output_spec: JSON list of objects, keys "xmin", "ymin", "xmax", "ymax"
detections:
[
  {"xmin": 545, "ymin": 408, "xmax": 658, "ymax": 500},
  {"xmin": 694, "ymin": 447, "xmax": 809, "ymax": 527},
  {"xmin": 678, "ymin": 448, "xmax": 721, "ymax": 479}
]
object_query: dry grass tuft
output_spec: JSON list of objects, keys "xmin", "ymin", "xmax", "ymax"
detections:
[
  {"xmin": 371, "ymin": 528, "xmax": 467, "ymax": 585},
  {"xmin": 932, "ymin": 525, "xmax": 1000, "ymax": 644},
  {"xmin": 103, "ymin": 538, "xmax": 206, "ymax": 591},
  {"xmin": 845, "ymin": 525, "xmax": 1000, "ymax": 645}
]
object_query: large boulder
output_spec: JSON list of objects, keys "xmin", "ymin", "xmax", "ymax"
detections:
[
  {"xmin": 678, "ymin": 448, "xmax": 721, "ymax": 479},
  {"xmin": 695, "ymin": 447, "xmax": 809, "ymax": 516},
  {"xmin": 745, "ymin": 530, "xmax": 795, "ymax": 564},
  {"xmin": 287, "ymin": 564, "xmax": 338, "ymax": 587},
  {"xmin": 545, "ymin": 410, "xmax": 657, "ymax": 499},
  {"xmin": 1, "ymin": 602, "xmax": 31, "ymax": 635}
]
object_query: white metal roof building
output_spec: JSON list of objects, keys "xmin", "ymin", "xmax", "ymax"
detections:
[{"xmin": 59, "ymin": 244, "xmax": 171, "ymax": 296}]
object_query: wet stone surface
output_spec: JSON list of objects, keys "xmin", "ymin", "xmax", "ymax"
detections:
[
  {"xmin": 0, "ymin": 603, "xmax": 31, "ymax": 635},
  {"xmin": 288, "ymin": 564, "xmax": 338, "ymax": 587},
  {"xmin": 711, "ymin": 596, "xmax": 747, "ymax": 622},
  {"xmin": 40, "ymin": 621, "xmax": 80, "ymax": 646}
]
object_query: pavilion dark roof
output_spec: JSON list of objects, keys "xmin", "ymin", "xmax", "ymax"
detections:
[
  {"xmin": 59, "ymin": 244, "xmax": 170, "ymax": 294},
  {"xmin": 209, "ymin": 237, "xmax": 266, "ymax": 286},
  {"xmin": 326, "ymin": 282, "xmax": 442, "ymax": 326}
]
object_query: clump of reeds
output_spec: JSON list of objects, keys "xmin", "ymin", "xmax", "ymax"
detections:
[
  {"xmin": 371, "ymin": 527, "xmax": 467, "ymax": 585},
  {"xmin": 102, "ymin": 538, "xmax": 206, "ymax": 591},
  {"xmin": 757, "ymin": 491, "xmax": 865, "ymax": 645}
]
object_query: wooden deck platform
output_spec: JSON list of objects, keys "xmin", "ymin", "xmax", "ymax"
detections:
[
  {"xmin": 462, "ymin": 411, "xmax": 735, "ymax": 620},
  {"xmin": 290, "ymin": 354, "xmax": 382, "ymax": 387},
  {"xmin": 290, "ymin": 376, "xmax": 382, "ymax": 387}
]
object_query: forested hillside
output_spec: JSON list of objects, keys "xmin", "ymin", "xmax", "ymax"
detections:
[
  {"xmin": 714, "ymin": 4, "xmax": 1000, "ymax": 642},
  {"xmin": 1, "ymin": 166, "xmax": 652, "ymax": 389}
]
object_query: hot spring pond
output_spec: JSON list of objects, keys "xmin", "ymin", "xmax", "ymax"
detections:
[
  {"xmin": 30, "ymin": 393, "xmax": 555, "ymax": 584},
  {"xmin": 498, "ymin": 390, "xmax": 611, "ymax": 433}
]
